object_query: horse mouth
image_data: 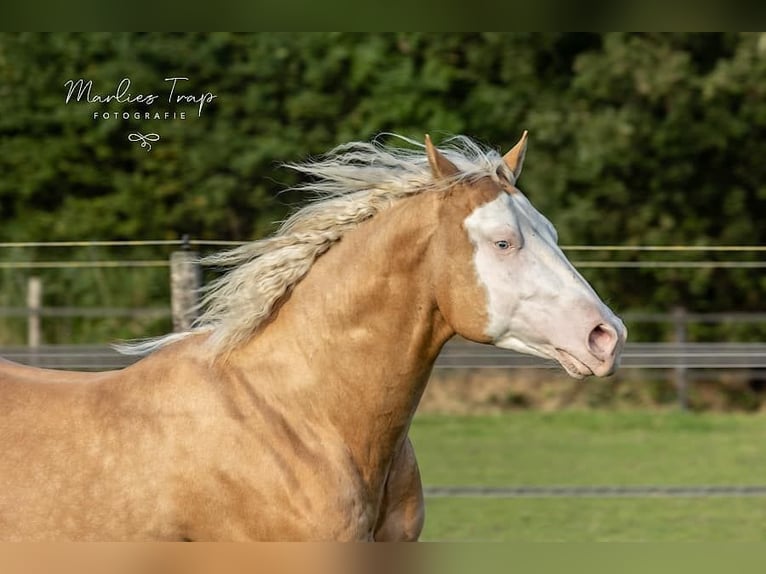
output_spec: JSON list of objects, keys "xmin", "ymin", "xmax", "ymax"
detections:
[{"xmin": 554, "ymin": 349, "xmax": 594, "ymax": 379}]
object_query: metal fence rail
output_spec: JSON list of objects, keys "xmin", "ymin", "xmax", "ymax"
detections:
[
  {"xmin": 3, "ymin": 341, "xmax": 766, "ymax": 372},
  {"xmin": 437, "ymin": 340, "xmax": 766, "ymax": 370},
  {"xmin": 0, "ymin": 345, "xmax": 136, "ymax": 370}
]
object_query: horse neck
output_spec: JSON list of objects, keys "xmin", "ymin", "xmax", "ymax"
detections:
[{"xmin": 234, "ymin": 192, "xmax": 454, "ymax": 485}]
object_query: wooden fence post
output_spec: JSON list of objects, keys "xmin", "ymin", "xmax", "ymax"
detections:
[
  {"xmin": 170, "ymin": 237, "xmax": 201, "ymax": 332},
  {"xmin": 673, "ymin": 306, "xmax": 689, "ymax": 410},
  {"xmin": 27, "ymin": 276, "xmax": 42, "ymax": 348}
]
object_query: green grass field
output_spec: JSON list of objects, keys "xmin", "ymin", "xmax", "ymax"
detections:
[{"xmin": 409, "ymin": 411, "xmax": 766, "ymax": 541}]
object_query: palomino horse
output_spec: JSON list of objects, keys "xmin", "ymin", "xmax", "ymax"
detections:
[{"xmin": 0, "ymin": 133, "xmax": 626, "ymax": 541}]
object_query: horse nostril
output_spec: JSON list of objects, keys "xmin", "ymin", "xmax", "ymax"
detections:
[{"xmin": 588, "ymin": 323, "xmax": 618, "ymax": 359}]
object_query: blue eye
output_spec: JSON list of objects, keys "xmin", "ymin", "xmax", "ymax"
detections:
[{"xmin": 495, "ymin": 240, "xmax": 511, "ymax": 250}]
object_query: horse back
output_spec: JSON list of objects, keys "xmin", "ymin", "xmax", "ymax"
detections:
[
  {"xmin": 0, "ymin": 356, "xmax": 114, "ymax": 385},
  {"xmin": 0, "ymin": 357, "xmax": 176, "ymax": 540}
]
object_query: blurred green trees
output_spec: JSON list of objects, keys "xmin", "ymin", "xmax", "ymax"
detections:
[{"xmin": 1, "ymin": 33, "xmax": 765, "ymax": 343}]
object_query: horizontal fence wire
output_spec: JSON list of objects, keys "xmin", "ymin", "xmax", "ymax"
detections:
[
  {"xmin": 0, "ymin": 242, "xmax": 764, "ymax": 268},
  {"xmin": 0, "ymin": 240, "xmax": 246, "ymax": 248},
  {"xmin": 1, "ymin": 242, "xmax": 764, "ymax": 250},
  {"xmin": 561, "ymin": 245, "xmax": 766, "ymax": 251},
  {"xmin": 0, "ymin": 260, "xmax": 169, "ymax": 269},
  {"xmin": 0, "ymin": 240, "xmax": 184, "ymax": 248},
  {"xmin": 2, "ymin": 309, "xmax": 764, "ymax": 324},
  {"xmin": 422, "ymin": 485, "xmax": 766, "ymax": 498},
  {"xmin": 574, "ymin": 261, "xmax": 766, "ymax": 269},
  {"xmin": 627, "ymin": 312, "xmax": 766, "ymax": 323},
  {"xmin": 0, "ymin": 307, "xmax": 169, "ymax": 318}
]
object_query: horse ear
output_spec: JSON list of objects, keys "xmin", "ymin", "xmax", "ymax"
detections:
[
  {"xmin": 425, "ymin": 134, "xmax": 460, "ymax": 179},
  {"xmin": 503, "ymin": 130, "xmax": 528, "ymax": 181}
]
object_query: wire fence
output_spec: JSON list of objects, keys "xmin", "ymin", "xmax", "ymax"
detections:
[
  {"xmin": 1, "ymin": 241, "xmax": 766, "ymax": 269},
  {"xmin": 2, "ymin": 240, "xmax": 765, "ymax": 375},
  {"xmin": 3, "ymin": 241, "xmax": 766, "ymax": 250},
  {"xmin": 0, "ymin": 240, "xmax": 246, "ymax": 248}
]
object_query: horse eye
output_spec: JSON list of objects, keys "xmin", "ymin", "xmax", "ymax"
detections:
[{"xmin": 495, "ymin": 240, "xmax": 511, "ymax": 250}]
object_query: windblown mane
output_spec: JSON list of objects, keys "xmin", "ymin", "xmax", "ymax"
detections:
[{"xmin": 121, "ymin": 134, "xmax": 511, "ymax": 356}]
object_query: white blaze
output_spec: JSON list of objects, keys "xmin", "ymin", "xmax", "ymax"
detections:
[{"xmin": 463, "ymin": 191, "xmax": 625, "ymax": 378}]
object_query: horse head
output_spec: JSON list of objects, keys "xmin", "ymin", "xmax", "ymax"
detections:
[{"xmin": 428, "ymin": 133, "xmax": 626, "ymax": 378}]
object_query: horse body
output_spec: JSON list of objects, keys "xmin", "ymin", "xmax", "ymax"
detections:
[
  {"xmin": 0, "ymin": 338, "xmax": 421, "ymax": 541},
  {"xmin": 0, "ymin": 133, "xmax": 626, "ymax": 540}
]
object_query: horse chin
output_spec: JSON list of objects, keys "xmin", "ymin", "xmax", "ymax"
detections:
[
  {"xmin": 554, "ymin": 349, "xmax": 594, "ymax": 380},
  {"xmin": 494, "ymin": 338, "xmax": 594, "ymax": 380}
]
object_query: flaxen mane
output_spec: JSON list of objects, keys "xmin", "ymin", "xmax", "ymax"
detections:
[{"xmin": 121, "ymin": 135, "xmax": 511, "ymax": 356}]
